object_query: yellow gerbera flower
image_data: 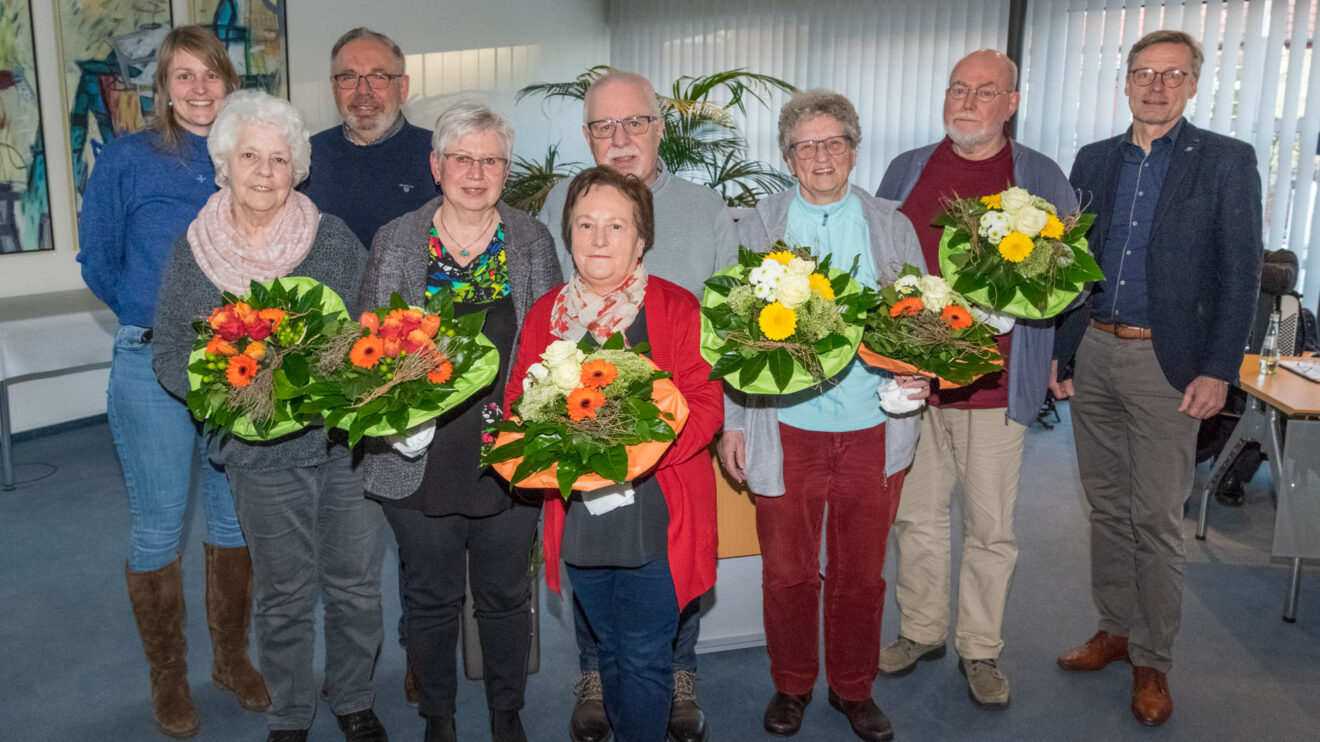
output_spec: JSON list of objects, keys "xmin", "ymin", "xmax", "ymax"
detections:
[
  {"xmin": 998, "ymin": 232, "xmax": 1035, "ymax": 263},
  {"xmin": 808, "ymin": 273, "xmax": 835, "ymax": 300},
  {"xmin": 766, "ymin": 250, "xmax": 795, "ymax": 266},
  {"xmin": 758, "ymin": 301, "xmax": 798, "ymax": 340},
  {"xmin": 981, "ymin": 193, "xmax": 1003, "ymax": 209},
  {"xmin": 1041, "ymin": 214, "xmax": 1065, "ymax": 240}
]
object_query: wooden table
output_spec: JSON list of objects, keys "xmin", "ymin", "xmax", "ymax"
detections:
[{"xmin": 1196, "ymin": 355, "xmax": 1320, "ymax": 621}]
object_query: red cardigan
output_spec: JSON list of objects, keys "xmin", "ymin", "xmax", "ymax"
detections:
[{"xmin": 504, "ymin": 276, "xmax": 723, "ymax": 609}]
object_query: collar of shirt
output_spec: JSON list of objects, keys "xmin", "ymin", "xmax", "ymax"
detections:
[
  {"xmin": 1121, "ymin": 117, "xmax": 1184, "ymax": 156},
  {"xmin": 341, "ymin": 114, "xmax": 407, "ymax": 147}
]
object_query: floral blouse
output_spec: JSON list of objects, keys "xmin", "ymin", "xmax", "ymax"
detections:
[{"xmin": 425, "ymin": 223, "xmax": 511, "ymax": 303}]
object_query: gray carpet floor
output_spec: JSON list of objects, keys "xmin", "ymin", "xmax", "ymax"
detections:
[{"xmin": 3, "ymin": 403, "xmax": 1318, "ymax": 742}]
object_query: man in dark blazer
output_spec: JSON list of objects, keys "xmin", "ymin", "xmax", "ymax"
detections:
[{"xmin": 1050, "ymin": 29, "xmax": 1262, "ymax": 728}]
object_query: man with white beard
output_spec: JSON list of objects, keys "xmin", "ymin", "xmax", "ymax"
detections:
[
  {"xmin": 539, "ymin": 70, "xmax": 738, "ymax": 742},
  {"xmin": 872, "ymin": 49, "xmax": 1075, "ymax": 709}
]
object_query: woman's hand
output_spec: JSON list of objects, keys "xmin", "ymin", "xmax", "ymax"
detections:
[{"xmin": 893, "ymin": 374, "xmax": 931, "ymax": 400}]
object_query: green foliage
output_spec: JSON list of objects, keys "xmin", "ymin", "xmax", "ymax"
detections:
[{"xmin": 500, "ymin": 144, "xmax": 582, "ymax": 217}]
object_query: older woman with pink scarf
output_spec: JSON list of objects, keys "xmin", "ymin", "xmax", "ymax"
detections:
[{"xmin": 152, "ymin": 89, "xmax": 388, "ymax": 742}]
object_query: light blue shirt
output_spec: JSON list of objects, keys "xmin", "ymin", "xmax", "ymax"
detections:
[{"xmin": 776, "ymin": 189, "xmax": 887, "ymax": 433}]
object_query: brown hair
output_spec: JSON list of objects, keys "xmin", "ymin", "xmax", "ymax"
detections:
[
  {"xmin": 151, "ymin": 25, "xmax": 240, "ymax": 154},
  {"xmin": 561, "ymin": 166, "xmax": 655, "ymax": 256},
  {"xmin": 1127, "ymin": 29, "xmax": 1204, "ymax": 78}
]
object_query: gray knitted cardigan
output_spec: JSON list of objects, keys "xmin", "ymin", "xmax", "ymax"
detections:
[
  {"xmin": 723, "ymin": 185, "xmax": 926, "ymax": 496},
  {"xmin": 357, "ymin": 196, "xmax": 562, "ymax": 499},
  {"xmin": 152, "ymin": 214, "xmax": 367, "ymax": 471}
]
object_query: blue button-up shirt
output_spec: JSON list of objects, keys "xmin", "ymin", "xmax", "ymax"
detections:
[{"xmin": 1090, "ymin": 119, "xmax": 1183, "ymax": 328}]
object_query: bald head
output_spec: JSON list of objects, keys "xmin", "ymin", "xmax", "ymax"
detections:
[
  {"xmin": 584, "ymin": 71, "xmax": 662, "ymax": 121},
  {"xmin": 942, "ymin": 49, "xmax": 1020, "ymax": 160},
  {"xmin": 951, "ymin": 49, "xmax": 1017, "ymax": 91}
]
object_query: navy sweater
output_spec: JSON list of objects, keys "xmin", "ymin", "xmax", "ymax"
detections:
[
  {"xmin": 76, "ymin": 130, "xmax": 217, "ymax": 327},
  {"xmin": 300, "ymin": 120, "xmax": 436, "ymax": 248}
]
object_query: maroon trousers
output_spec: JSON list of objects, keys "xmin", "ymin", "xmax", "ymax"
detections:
[{"xmin": 757, "ymin": 422, "xmax": 904, "ymax": 701}]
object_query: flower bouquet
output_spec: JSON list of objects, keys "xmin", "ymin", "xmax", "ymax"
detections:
[
  {"xmin": 700, "ymin": 243, "xmax": 871, "ymax": 394},
  {"xmin": 186, "ymin": 277, "xmax": 349, "ymax": 440},
  {"xmin": 483, "ymin": 334, "xmax": 689, "ymax": 499},
  {"xmin": 303, "ymin": 288, "xmax": 499, "ymax": 447},
  {"xmin": 936, "ymin": 186, "xmax": 1102, "ymax": 319},
  {"xmin": 859, "ymin": 264, "xmax": 1003, "ymax": 387}
]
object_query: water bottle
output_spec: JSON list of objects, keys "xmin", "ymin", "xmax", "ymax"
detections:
[{"xmin": 1259, "ymin": 310, "xmax": 1280, "ymax": 375}]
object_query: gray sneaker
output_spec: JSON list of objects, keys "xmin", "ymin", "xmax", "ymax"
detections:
[
  {"xmin": 960, "ymin": 657, "xmax": 1010, "ymax": 709},
  {"xmin": 877, "ymin": 636, "xmax": 947, "ymax": 677}
]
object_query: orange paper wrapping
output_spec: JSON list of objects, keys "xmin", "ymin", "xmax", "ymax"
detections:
[
  {"xmin": 856, "ymin": 344, "xmax": 1002, "ymax": 390},
  {"xmin": 492, "ymin": 366, "xmax": 690, "ymax": 492}
]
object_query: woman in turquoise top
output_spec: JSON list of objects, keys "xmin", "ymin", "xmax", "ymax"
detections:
[
  {"xmin": 75, "ymin": 27, "xmax": 267, "ymax": 738},
  {"xmin": 717, "ymin": 90, "xmax": 929, "ymax": 742}
]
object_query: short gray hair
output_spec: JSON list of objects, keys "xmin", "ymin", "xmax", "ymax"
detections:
[
  {"xmin": 331, "ymin": 27, "xmax": 405, "ymax": 73},
  {"xmin": 208, "ymin": 89, "xmax": 312, "ymax": 188},
  {"xmin": 1128, "ymin": 29, "xmax": 1204, "ymax": 78},
  {"xmin": 431, "ymin": 101, "xmax": 515, "ymax": 159},
  {"xmin": 777, "ymin": 89, "xmax": 862, "ymax": 161},
  {"xmin": 583, "ymin": 70, "xmax": 662, "ymax": 120}
]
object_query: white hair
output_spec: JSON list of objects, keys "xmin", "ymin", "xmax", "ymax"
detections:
[
  {"xmin": 431, "ymin": 101, "xmax": 515, "ymax": 159},
  {"xmin": 208, "ymin": 89, "xmax": 312, "ymax": 188}
]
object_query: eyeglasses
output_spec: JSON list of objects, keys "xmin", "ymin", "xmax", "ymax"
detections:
[
  {"xmin": 585, "ymin": 115, "xmax": 661, "ymax": 139},
  {"xmin": 946, "ymin": 85, "xmax": 1014, "ymax": 103},
  {"xmin": 331, "ymin": 72, "xmax": 404, "ymax": 90},
  {"xmin": 789, "ymin": 135, "xmax": 852, "ymax": 160},
  {"xmin": 1128, "ymin": 68, "xmax": 1192, "ymax": 88},
  {"xmin": 439, "ymin": 153, "xmax": 510, "ymax": 172}
]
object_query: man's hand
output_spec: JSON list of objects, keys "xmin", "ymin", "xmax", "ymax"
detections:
[
  {"xmin": 894, "ymin": 374, "xmax": 932, "ymax": 400},
  {"xmin": 1050, "ymin": 359, "xmax": 1075, "ymax": 399},
  {"xmin": 717, "ymin": 429, "xmax": 747, "ymax": 484},
  {"xmin": 1178, "ymin": 375, "xmax": 1228, "ymax": 419}
]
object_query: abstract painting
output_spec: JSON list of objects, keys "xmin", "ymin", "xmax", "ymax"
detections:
[
  {"xmin": 0, "ymin": 0, "xmax": 51, "ymax": 253},
  {"xmin": 56, "ymin": 0, "xmax": 172, "ymax": 216},
  {"xmin": 189, "ymin": 0, "xmax": 287, "ymax": 99}
]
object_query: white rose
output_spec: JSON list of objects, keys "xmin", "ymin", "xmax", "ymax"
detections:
[
  {"xmin": 917, "ymin": 275, "xmax": 954, "ymax": 312},
  {"xmin": 541, "ymin": 340, "xmax": 583, "ymax": 373},
  {"xmin": 523, "ymin": 362, "xmax": 550, "ymax": 391},
  {"xmin": 1010, "ymin": 205, "xmax": 1049, "ymax": 237},
  {"xmin": 775, "ymin": 273, "xmax": 812, "ymax": 309},
  {"xmin": 787, "ymin": 257, "xmax": 816, "ymax": 276},
  {"xmin": 894, "ymin": 275, "xmax": 921, "ymax": 295},
  {"xmin": 1000, "ymin": 186, "xmax": 1032, "ymax": 213},
  {"xmin": 550, "ymin": 364, "xmax": 582, "ymax": 393}
]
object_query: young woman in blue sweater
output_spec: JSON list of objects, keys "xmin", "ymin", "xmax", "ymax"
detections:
[{"xmin": 76, "ymin": 26, "xmax": 268, "ymax": 739}]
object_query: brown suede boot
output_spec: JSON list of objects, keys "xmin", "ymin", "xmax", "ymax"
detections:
[
  {"xmin": 204, "ymin": 544, "xmax": 271, "ymax": 712},
  {"xmin": 125, "ymin": 559, "xmax": 200, "ymax": 739}
]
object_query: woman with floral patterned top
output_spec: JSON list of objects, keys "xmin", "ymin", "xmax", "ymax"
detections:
[{"xmin": 355, "ymin": 102, "xmax": 561, "ymax": 742}]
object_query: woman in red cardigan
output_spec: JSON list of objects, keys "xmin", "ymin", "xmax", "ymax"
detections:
[{"xmin": 505, "ymin": 167, "xmax": 722, "ymax": 742}]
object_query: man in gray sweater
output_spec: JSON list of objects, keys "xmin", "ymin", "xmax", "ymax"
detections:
[{"xmin": 539, "ymin": 70, "xmax": 738, "ymax": 742}]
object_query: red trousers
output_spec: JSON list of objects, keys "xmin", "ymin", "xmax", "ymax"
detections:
[{"xmin": 757, "ymin": 422, "xmax": 904, "ymax": 701}]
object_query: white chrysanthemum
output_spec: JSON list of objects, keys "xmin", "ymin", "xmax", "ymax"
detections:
[
  {"xmin": 787, "ymin": 257, "xmax": 816, "ymax": 276},
  {"xmin": 979, "ymin": 210, "xmax": 1012, "ymax": 244},
  {"xmin": 753, "ymin": 281, "xmax": 777, "ymax": 301},
  {"xmin": 894, "ymin": 274, "xmax": 921, "ymax": 295},
  {"xmin": 776, "ymin": 273, "xmax": 812, "ymax": 309},
  {"xmin": 917, "ymin": 274, "xmax": 955, "ymax": 312},
  {"xmin": 749, "ymin": 261, "xmax": 787, "ymax": 288},
  {"xmin": 1000, "ymin": 186, "xmax": 1032, "ymax": 212},
  {"xmin": 1010, "ymin": 205, "xmax": 1049, "ymax": 237}
]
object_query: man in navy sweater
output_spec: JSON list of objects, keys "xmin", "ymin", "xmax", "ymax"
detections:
[{"xmin": 301, "ymin": 27, "xmax": 435, "ymax": 248}]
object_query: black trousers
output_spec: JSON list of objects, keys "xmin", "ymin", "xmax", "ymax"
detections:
[{"xmin": 383, "ymin": 501, "xmax": 541, "ymax": 717}]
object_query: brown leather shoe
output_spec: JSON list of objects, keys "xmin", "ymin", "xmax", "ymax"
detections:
[
  {"xmin": 827, "ymin": 689, "xmax": 894, "ymax": 742},
  {"xmin": 763, "ymin": 690, "xmax": 812, "ymax": 737},
  {"xmin": 1057, "ymin": 630, "xmax": 1129, "ymax": 671},
  {"xmin": 1131, "ymin": 666, "xmax": 1173, "ymax": 726}
]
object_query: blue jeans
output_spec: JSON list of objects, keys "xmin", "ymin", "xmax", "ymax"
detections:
[
  {"xmin": 576, "ymin": 589, "xmax": 701, "ymax": 674},
  {"xmin": 567, "ymin": 559, "xmax": 679, "ymax": 742},
  {"xmin": 107, "ymin": 325, "xmax": 242, "ymax": 571}
]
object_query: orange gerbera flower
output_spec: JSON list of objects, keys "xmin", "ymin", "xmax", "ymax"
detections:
[
  {"xmin": 890, "ymin": 297, "xmax": 924, "ymax": 317},
  {"xmin": 206, "ymin": 335, "xmax": 238, "ymax": 356},
  {"xmin": 580, "ymin": 360, "xmax": 619, "ymax": 389},
  {"xmin": 350, "ymin": 336, "xmax": 384, "ymax": 368},
  {"xmin": 225, "ymin": 354, "xmax": 259, "ymax": 387},
  {"xmin": 427, "ymin": 356, "xmax": 454, "ymax": 384},
  {"xmin": 566, "ymin": 387, "xmax": 606, "ymax": 421},
  {"xmin": 941, "ymin": 305, "xmax": 973, "ymax": 330}
]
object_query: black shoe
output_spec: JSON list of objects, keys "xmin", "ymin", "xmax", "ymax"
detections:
[
  {"xmin": 491, "ymin": 709, "xmax": 528, "ymax": 742},
  {"xmin": 570, "ymin": 671, "xmax": 611, "ymax": 742},
  {"xmin": 827, "ymin": 689, "xmax": 893, "ymax": 742},
  {"xmin": 267, "ymin": 731, "xmax": 309, "ymax": 742},
  {"xmin": 763, "ymin": 690, "xmax": 812, "ymax": 737},
  {"xmin": 1214, "ymin": 470, "xmax": 1247, "ymax": 507},
  {"xmin": 424, "ymin": 715, "xmax": 456, "ymax": 742},
  {"xmin": 336, "ymin": 708, "xmax": 388, "ymax": 742},
  {"xmin": 668, "ymin": 669, "xmax": 707, "ymax": 742}
]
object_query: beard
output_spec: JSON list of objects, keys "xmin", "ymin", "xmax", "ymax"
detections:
[{"xmin": 945, "ymin": 117, "xmax": 1000, "ymax": 151}]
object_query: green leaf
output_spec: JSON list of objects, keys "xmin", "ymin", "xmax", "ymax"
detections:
[
  {"xmin": 389, "ymin": 292, "xmax": 409, "ymax": 311},
  {"xmin": 484, "ymin": 437, "xmax": 525, "ymax": 464},
  {"xmin": 556, "ymin": 459, "xmax": 586, "ymax": 499},
  {"xmin": 590, "ymin": 445, "xmax": 629, "ymax": 483},
  {"xmin": 707, "ymin": 351, "xmax": 745, "ymax": 381},
  {"xmin": 738, "ymin": 352, "xmax": 768, "ymax": 387},
  {"xmin": 602, "ymin": 333, "xmax": 626, "ymax": 350},
  {"xmin": 768, "ymin": 348, "xmax": 793, "ymax": 391},
  {"xmin": 738, "ymin": 246, "xmax": 765, "ymax": 268},
  {"xmin": 283, "ymin": 354, "xmax": 309, "ymax": 387},
  {"xmin": 704, "ymin": 275, "xmax": 741, "ymax": 296}
]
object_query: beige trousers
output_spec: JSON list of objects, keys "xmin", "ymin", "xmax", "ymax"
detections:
[{"xmin": 891, "ymin": 406, "xmax": 1027, "ymax": 660}]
